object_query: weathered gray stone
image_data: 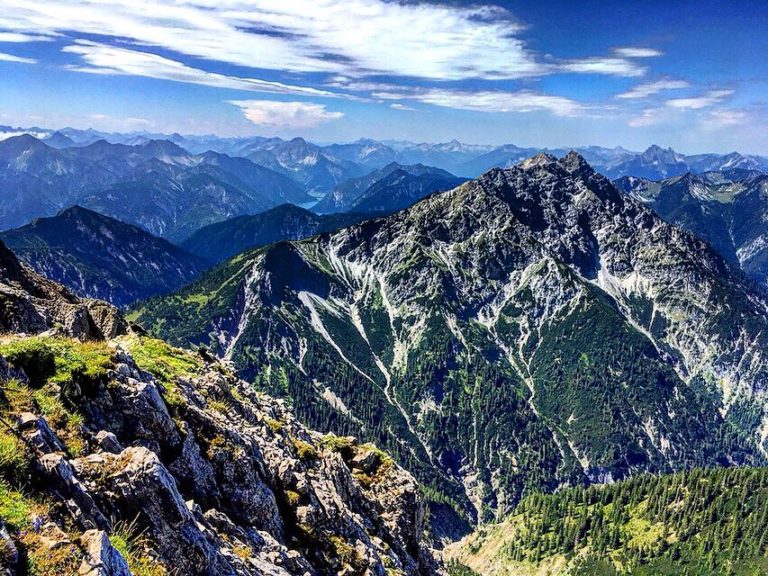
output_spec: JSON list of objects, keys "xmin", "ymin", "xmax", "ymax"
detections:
[{"xmin": 78, "ymin": 530, "xmax": 131, "ymax": 576}]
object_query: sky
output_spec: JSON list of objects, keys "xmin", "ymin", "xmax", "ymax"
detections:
[{"xmin": 0, "ymin": 0, "xmax": 766, "ymax": 153}]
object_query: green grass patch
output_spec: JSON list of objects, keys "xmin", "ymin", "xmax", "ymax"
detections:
[{"xmin": 110, "ymin": 519, "xmax": 167, "ymax": 576}]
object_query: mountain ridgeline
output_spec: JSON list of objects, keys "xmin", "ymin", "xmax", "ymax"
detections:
[
  {"xmin": 0, "ymin": 135, "xmax": 310, "ymax": 239},
  {"xmin": 180, "ymin": 204, "xmax": 378, "ymax": 265},
  {"xmin": 133, "ymin": 152, "xmax": 768, "ymax": 533},
  {"xmin": 615, "ymin": 170, "xmax": 768, "ymax": 289},
  {"xmin": 1, "ymin": 206, "xmax": 209, "ymax": 307},
  {"xmin": 314, "ymin": 162, "xmax": 465, "ymax": 213}
]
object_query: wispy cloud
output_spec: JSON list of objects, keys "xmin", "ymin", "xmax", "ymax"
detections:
[
  {"xmin": 376, "ymin": 89, "xmax": 583, "ymax": 117},
  {"xmin": 617, "ymin": 79, "xmax": 690, "ymax": 99},
  {"xmin": 703, "ymin": 109, "xmax": 748, "ymax": 127},
  {"xmin": 0, "ymin": 0, "xmax": 543, "ymax": 81},
  {"xmin": 1, "ymin": 1, "xmax": 666, "ymax": 83},
  {"xmin": 390, "ymin": 103, "xmax": 416, "ymax": 111},
  {"xmin": 0, "ymin": 31, "xmax": 55, "ymax": 42},
  {"xmin": 63, "ymin": 41, "xmax": 338, "ymax": 98},
  {"xmin": 614, "ymin": 47, "xmax": 663, "ymax": 58},
  {"xmin": 628, "ymin": 91, "xmax": 741, "ymax": 128},
  {"xmin": 0, "ymin": 51, "xmax": 36, "ymax": 64},
  {"xmin": 628, "ymin": 108, "xmax": 669, "ymax": 127},
  {"xmin": 666, "ymin": 89, "xmax": 733, "ymax": 109},
  {"xmin": 559, "ymin": 57, "xmax": 647, "ymax": 77},
  {"xmin": 229, "ymin": 100, "xmax": 344, "ymax": 130}
]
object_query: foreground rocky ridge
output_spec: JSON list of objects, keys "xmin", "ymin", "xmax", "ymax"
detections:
[
  {"xmin": 0, "ymin": 242, "xmax": 440, "ymax": 575},
  {"xmin": 0, "ymin": 239, "xmax": 126, "ymax": 339},
  {"xmin": 136, "ymin": 153, "xmax": 768, "ymax": 529}
]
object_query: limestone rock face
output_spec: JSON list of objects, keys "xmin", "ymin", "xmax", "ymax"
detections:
[
  {"xmin": 78, "ymin": 530, "xmax": 132, "ymax": 576},
  {"xmin": 0, "ymin": 339, "xmax": 441, "ymax": 575}
]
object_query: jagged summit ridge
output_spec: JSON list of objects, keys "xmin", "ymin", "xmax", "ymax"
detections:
[
  {"xmin": 137, "ymin": 152, "xmax": 768, "ymax": 527},
  {"xmin": 0, "ymin": 238, "xmax": 126, "ymax": 339}
]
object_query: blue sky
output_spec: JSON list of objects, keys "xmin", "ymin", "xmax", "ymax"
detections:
[{"xmin": 0, "ymin": 0, "xmax": 766, "ymax": 153}]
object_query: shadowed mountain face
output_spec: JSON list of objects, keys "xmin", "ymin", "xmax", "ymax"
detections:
[
  {"xmin": 347, "ymin": 170, "xmax": 466, "ymax": 214},
  {"xmin": 181, "ymin": 204, "xmax": 377, "ymax": 264},
  {"xmin": 615, "ymin": 170, "xmax": 768, "ymax": 288},
  {"xmin": 315, "ymin": 162, "xmax": 462, "ymax": 213},
  {"xmin": 1, "ymin": 206, "xmax": 209, "ymax": 307},
  {"xmin": 134, "ymin": 152, "xmax": 768, "ymax": 531},
  {"xmin": 0, "ymin": 135, "xmax": 310, "ymax": 239}
]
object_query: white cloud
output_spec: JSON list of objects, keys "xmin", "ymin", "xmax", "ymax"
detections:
[
  {"xmin": 559, "ymin": 57, "xmax": 646, "ymax": 77},
  {"xmin": 0, "ymin": 31, "xmax": 55, "ymax": 42},
  {"xmin": 704, "ymin": 109, "xmax": 748, "ymax": 127},
  {"xmin": 0, "ymin": 0, "xmax": 543, "ymax": 81},
  {"xmin": 0, "ymin": 1, "xmax": 666, "ymax": 83},
  {"xmin": 390, "ymin": 103, "xmax": 416, "ymax": 111},
  {"xmin": 0, "ymin": 51, "xmax": 36, "ymax": 64},
  {"xmin": 666, "ymin": 89, "xmax": 733, "ymax": 109},
  {"xmin": 617, "ymin": 79, "xmax": 690, "ymax": 99},
  {"xmin": 375, "ymin": 89, "xmax": 583, "ymax": 117},
  {"xmin": 628, "ymin": 108, "xmax": 669, "ymax": 127},
  {"xmin": 614, "ymin": 47, "xmax": 663, "ymax": 58},
  {"xmin": 63, "ymin": 41, "xmax": 338, "ymax": 98},
  {"xmin": 229, "ymin": 100, "xmax": 344, "ymax": 130}
]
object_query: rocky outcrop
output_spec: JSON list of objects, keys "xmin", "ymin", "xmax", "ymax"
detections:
[
  {"xmin": 0, "ymin": 239, "xmax": 126, "ymax": 339},
  {"xmin": 0, "ymin": 336, "xmax": 440, "ymax": 575}
]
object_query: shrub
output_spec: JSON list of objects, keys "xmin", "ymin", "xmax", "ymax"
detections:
[
  {"xmin": 264, "ymin": 417, "xmax": 283, "ymax": 433},
  {"xmin": 284, "ymin": 490, "xmax": 301, "ymax": 507},
  {"xmin": 291, "ymin": 437, "xmax": 318, "ymax": 461},
  {"xmin": 321, "ymin": 434, "xmax": 355, "ymax": 457}
]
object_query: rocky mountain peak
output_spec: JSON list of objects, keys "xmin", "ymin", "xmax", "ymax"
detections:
[
  {"xmin": 519, "ymin": 152, "xmax": 558, "ymax": 170},
  {"xmin": 559, "ymin": 150, "xmax": 594, "ymax": 174},
  {"xmin": 0, "ymin": 133, "xmax": 49, "ymax": 158}
]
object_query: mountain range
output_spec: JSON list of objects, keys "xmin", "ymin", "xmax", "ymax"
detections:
[
  {"xmin": 1, "ymin": 206, "xmax": 209, "ymax": 307},
  {"xmin": 3, "ymin": 126, "xmax": 768, "ymax": 574},
  {"xmin": 132, "ymin": 152, "xmax": 768, "ymax": 537},
  {"xmin": 4, "ymin": 124, "xmax": 766, "ymax": 182},
  {"xmin": 615, "ymin": 170, "xmax": 768, "ymax": 289},
  {"xmin": 0, "ymin": 134, "xmax": 310, "ymax": 239}
]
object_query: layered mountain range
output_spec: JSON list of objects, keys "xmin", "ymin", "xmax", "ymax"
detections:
[
  {"xmin": 4, "ymin": 125, "xmax": 766, "ymax": 184},
  {"xmin": 133, "ymin": 153, "xmax": 768, "ymax": 535},
  {"xmin": 615, "ymin": 170, "xmax": 768, "ymax": 289},
  {"xmin": 0, "ymin": 135, "xmax": 310, "ymax": 238},
  {"xmin": 1, "ymin": 206, "xmax": 209, "ymax": 307},
  {"xmin": 3, "ymin": 122, "xmax": 768, "ymax": 575}
]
